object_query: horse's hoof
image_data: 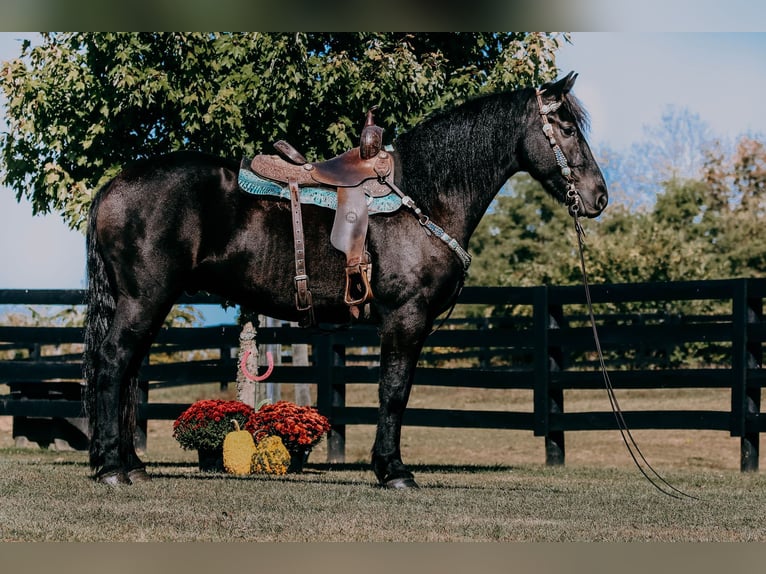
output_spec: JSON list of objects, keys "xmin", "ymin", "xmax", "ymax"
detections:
[
  {"xmin": 383, "ymin": 476, "xmax": 420, "ymax": 489},
  {"xmin": 127, "ymin": 468, "xmax": 152, "ymax": 483},
  {"xmin": 96, "ymin": 470, "xmax": 131, "ymax": 485}
]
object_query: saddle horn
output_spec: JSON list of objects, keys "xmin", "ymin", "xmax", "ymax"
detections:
[{"xmin": 360, "ymin": 105, "xmax": 384, "ymax": 160}]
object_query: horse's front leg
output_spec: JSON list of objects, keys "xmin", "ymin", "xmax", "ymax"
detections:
[{"xmin": 372, "ymin": 310, "xmax": 430, "ymax": 489}]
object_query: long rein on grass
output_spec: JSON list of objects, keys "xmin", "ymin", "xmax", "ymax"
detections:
[
  {"xmin": 536, "ymin": 86, "xmax": 697, "ymax": 500},
  {"xmin": 570, "ymin": 211, "xmax": 698, "ymax": 501}
]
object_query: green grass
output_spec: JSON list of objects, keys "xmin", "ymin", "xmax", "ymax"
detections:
[
  {"xmin": 1, "ymin": 385, "xmax": 763, "ymax": 541},
  {"xmin": 1, "ymin": 447, "xmax": 766, "ymax": 542}
]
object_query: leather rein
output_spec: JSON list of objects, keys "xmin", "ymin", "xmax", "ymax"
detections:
[{"xmin": 536, "ymin": 87, "xmax": 697, "ymax": 500}]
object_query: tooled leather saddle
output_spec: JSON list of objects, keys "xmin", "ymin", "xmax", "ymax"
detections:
[{"xmin": 243, "ymin": 108, "xmax": 394, "ymax": 325}]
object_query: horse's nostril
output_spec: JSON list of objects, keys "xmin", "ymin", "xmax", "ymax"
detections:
[{"xmin": 596, "ymin": 193, "xmax": 608, "ymax": 211}]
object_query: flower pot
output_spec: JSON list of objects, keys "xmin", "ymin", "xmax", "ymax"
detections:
[
  {"xmin": 287, "ymin": 448, "xmax": 310, "ymax": 473},
  {"xmin": 197, "ymin": 447, "xmax": 224, "ymax": 472}
]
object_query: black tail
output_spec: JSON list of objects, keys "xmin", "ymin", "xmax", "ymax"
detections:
[{"xmin": 83, "ymin": 185, "xmax": 115, "ymax": 469}]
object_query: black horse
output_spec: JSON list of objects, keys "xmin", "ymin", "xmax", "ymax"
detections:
[{"xmin": 84, "ymin": 72, "xmax": 607, "ymax": 487}]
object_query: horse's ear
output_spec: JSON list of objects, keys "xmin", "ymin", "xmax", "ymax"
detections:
[
  {"xmin": 544, "ymin": 71, "xmax": 578, "ymax": 97},
  {"xmin": 561, "ymin": 71, "xmax": 578, "ymax": 94}
]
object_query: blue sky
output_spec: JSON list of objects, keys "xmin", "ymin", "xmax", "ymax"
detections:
[
  {"xmin": 557, "ymin": 33, "xmax": 766, "ymax": 151},
  {"xmin": 1, "ymin": 32, "xmax": 765, "ymax": 314}
]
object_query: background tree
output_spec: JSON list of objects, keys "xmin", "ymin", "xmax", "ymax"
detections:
[
  {"xmin": 468, "ymin": 174, "xmax": 578, "ymax": 287},
  {"xmin": 594, "ymin": 106, "xmax": 718, "ymax": 211},
  {"xmin": 702, "ymin": 135, "xmax": 766, "ymax": 277},
  {"xmin": 469, "ymin": 129, "xmax": 766, "ymax": 289},
  {"xmin": 0, "ymin": 32, "xmax": 566, "ymax": 231}
]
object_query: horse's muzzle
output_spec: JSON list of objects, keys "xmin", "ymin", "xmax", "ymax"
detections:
[{"xmin": 578, "ymin": 189, "xmax": 608, "ymax": 218}]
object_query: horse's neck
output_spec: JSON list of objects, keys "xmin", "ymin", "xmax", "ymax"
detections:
[{"xmin": 396, "ymin": 92, "xmax": 526, "ymax": 243}]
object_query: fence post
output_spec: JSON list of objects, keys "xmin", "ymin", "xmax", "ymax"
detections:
[
  {"xmin": 315, "ymin": 333, "xmax": 346, "ymax": 463},
  {"xmin": 733, "ymin": 279, "xmax": 762, "ymax": 472},
  {"xmin": 533, "ymin": 286, "xmax": 565, "ymax": 465},
  {"xmin": 547, "ymin": 300, "xmax": 566, "ymax": 466},
  {"xmin": 292, "ymin": 340, "xmax": 312, "ymax": 406}
]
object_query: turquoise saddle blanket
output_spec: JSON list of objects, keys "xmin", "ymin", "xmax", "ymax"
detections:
[{"xmin": 238, "ymin": 166, "xmax": 402, "ymax": 215}]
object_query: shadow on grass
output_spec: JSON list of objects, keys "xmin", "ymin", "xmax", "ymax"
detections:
[
  {"xmin": 40, "ymin": 454, "xmax": 531, "ymax": 490},
  {"xmin": 47, "ymin": 457, "xmax": 518, "ymax": 474},
  {"xmin": 144, "ymin": 461, "xmax": 530, "ymax": 491},
  {"xmin": 151, "ymin": 461, "xmax": 519, "ymax": 475},
  {"xmin": 312, "ymin": 461, "xmax": 517, "ymax": 474}
]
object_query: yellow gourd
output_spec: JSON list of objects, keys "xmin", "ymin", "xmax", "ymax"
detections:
[
  {"xmin": 222, "ymin": 419, "xmax": 257, "ymax": 476},
  {"xmin": 251, "ymin": 435, "xmax": 291, "ymax": 475}
]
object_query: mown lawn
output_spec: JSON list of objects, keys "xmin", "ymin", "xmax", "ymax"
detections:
[
  {"xmin": 2, "ymin": 383, "xmax": 765, "ymax": 542},
  {"xmin": 1, "ymin": 446, "xmax": 766, "ymax": 542}
]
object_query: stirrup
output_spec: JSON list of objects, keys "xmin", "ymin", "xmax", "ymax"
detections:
[{"xmin": 343, "ymin": 263, "xmax": 373, "ymax": 306}]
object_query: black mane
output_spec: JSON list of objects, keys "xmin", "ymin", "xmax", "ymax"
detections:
[{"xmin": 392, "ymin": 89, "xmax": 528, "ymax": 214}]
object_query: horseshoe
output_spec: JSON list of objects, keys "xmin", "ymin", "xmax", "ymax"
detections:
[{"xmin": 239, "ymin": 350, "xmax": 274, "ymax": 382}]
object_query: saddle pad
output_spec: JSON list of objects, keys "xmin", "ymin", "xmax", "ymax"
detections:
[{"xmin": 238, "ymin": 167, "xmax": 402, "ymax": 215}]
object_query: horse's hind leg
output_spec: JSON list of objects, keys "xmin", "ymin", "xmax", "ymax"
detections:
[
  {"xmin": 91, "ymin": 296, "xmax": 171, "ymax": 484},
  {"xmin": 120, "ymin": 374, "xmax": 151, "ymax": 484}
]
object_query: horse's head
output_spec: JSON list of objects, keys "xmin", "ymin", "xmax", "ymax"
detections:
[{"xmin": 520, "ymin": 71, "xmax": 608, "ymax": 218}]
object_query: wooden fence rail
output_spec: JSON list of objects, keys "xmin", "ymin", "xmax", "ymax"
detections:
[{"xmin": 0, "ymin": 278, "xmax": 763, "ymax": 470}]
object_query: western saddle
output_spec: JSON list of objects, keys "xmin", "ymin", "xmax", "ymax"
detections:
[{"xmin": 247, "ymin": 108, "xmax": 393, "ymax": 325}]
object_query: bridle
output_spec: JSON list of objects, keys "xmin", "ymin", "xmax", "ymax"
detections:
[
  {"xmin": 535, "ymin": 88, "xmax": 582, "ymax": 219},
  {"xmin": 536, "ymin": 87, "xmax": 697, "ymax": 500}
]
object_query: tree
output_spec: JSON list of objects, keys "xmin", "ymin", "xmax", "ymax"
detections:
[
  {"xmin": 468, "ymin": 174, "xmax": 580, "ymax": 287},
  {"xmin": 642, "ymin": 105, "xmax": 716, "ymax": 183},
  {"xmin": 0, "ymin": 32, "xmax": 566, "ymax": 231},
  {"xmin": 467, "ymin": 173, "xmax": 719, "ymax": 289},
  {"xmin": 597, "ymin": 105, "xmax": 718, "ymax": 210},
  {"xmin": 700, "ymin": 135, "xmax": 766, "ymax": 277}
]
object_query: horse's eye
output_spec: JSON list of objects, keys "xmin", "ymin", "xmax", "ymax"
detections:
[{"xmin": 560, "ymin": 125, "xmax": 576, "ymax": 138}]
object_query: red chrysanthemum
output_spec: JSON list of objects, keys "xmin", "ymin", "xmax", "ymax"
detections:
[
  {"xmin": 172, "ymin": 399, "xmax": 256, "ymax": 451},
  {"xmin": 248, "ymin": 401, "xmax": 331, "ymax": 452}
]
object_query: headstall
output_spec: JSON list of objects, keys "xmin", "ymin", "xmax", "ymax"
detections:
[{"xmin": 535, "ymin": 88, "xmax": 582, "ymax": 218}]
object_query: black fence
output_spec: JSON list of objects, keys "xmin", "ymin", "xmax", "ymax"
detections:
[{"xmin": 0, "ymin": 278, "xmax": 763, "ymax": 470}]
